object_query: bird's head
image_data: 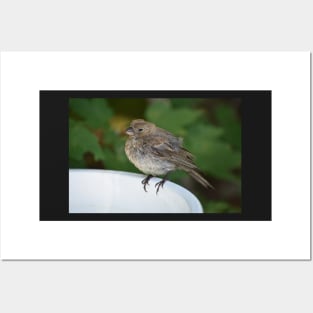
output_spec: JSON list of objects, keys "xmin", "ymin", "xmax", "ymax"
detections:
[{"xmin": 125, "ymin": 119, "xmax": 156, "ymax": 137}]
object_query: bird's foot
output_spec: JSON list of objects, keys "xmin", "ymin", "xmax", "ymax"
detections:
[
  {"xmin": 155, "ymin": 179, "xmax": 167, "ymax": 195},
  {"xmin": 141, "ymin": 175, "xmax": 153, "ymax": 192}
]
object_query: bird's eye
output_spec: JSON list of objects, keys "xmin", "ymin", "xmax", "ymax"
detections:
[{"xmin": 138, "ymin": 128, "xmax": 143, "ymax": 132}]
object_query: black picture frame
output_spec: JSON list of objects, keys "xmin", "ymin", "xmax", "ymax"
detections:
[{"xmin": 40, "ymin": 90, "xmax": 271, "ymax": 221}]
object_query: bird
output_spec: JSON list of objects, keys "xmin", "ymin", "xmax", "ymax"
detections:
[{"xmin": 124, "ymin": 119, "xmax": 214, "ymax": 194}]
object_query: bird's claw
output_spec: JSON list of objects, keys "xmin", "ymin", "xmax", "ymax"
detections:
[
  {"xmin": 155, "ymin": 179, "xmax": 166, "ymax": 195},
  {"xmin": 141, "ymin": 175, "xmax": 152, "ymax": 192}
]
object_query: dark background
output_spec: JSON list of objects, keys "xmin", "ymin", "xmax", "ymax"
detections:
[{"xmin": 40, "ymin": 91, "xmax": 271, "ymax": 221}]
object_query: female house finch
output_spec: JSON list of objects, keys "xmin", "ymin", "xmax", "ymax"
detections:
[{"xmin": 125, "ymin": 119, "xmax": 214, "ymax": 193}]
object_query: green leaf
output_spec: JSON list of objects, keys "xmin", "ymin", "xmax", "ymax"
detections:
[
  {"xmin": 69, "ymin": 98, "xmax": 113, "ymax": 128},
  {"xmin": 145, "ymin": 99, "xmax": 170, "ymax": 121},
  {"xmin": 69, "ymin": 158, "xmax": 86, "ymax": 168},
  {"xmin": 214, "ymin": 105, "xmax": 241, "ymax": 149},
  {"xmin": 184, "ymin": 124, "xmax": 241, "ymax": 182},
  {"xmin": 145, "ymin": 99, "xmax": 202, "ymax": 135},
  {"xmin": 171, "ymin": 98, "xmax": 201, "ymax": 108},
  {"xmin": 69, "ymin": 119, "xmax": 104, "ymax": 162},
  {"xmin": 204, "ymin": 201, "xmax": 241, "ymax": 213}
]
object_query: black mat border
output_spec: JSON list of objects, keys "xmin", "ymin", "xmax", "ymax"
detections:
[{"xmin": 40, "ymin": 90, "xmax": 271, "ymax": 221}]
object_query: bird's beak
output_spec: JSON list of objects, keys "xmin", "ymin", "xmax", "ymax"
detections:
[{"xmin": 125, "ymin": 127, "xmax": 134, "ymax": 135}]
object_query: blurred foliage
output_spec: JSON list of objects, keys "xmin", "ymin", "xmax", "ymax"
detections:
[{"xmin": 69, "ymin": 97, "xmax": 241, "ymax": 213}]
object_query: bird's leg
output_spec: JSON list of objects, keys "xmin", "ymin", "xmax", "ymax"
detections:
[
  {"xmin": 141, "ymin": 174, "xmax": 153, "ymax": 192},
  {"xmin": 155, "ymin": 173, "xmax": 169, "ymax": 195}
]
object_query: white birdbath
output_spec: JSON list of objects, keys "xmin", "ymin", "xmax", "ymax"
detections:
[{"xmin": 69, "ymin": 169, "xmax": 203, "ymax": 213}]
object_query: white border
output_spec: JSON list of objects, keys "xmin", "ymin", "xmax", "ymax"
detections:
[{"xmin": 0, "ymin": 52, "xmax": 310, "ymax": 260}]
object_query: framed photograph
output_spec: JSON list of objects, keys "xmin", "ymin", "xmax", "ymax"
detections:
[
  {"xmin": 0, "ymin": 52, "xmax": 310, "ymax": 260},
  {"xmin": 40, "ymin": 90, "xmax": 271, "ymax": 221}
]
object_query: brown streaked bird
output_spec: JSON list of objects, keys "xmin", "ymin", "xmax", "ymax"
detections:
[{"xmin": 125, "ymin": 119, "xmax": 214, "ymax": 194}]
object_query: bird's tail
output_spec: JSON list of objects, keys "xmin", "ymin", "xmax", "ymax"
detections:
[{"xmin": 186, "ymin": 168, "xmax": 215, "ymax": 190}]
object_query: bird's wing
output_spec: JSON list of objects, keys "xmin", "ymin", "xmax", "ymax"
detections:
[
  {"xmin": 154, "ymin": 129, "xmax": 180, "ymax": 145},
  {"xmin": 143, "ymin": 135, "xmax": 179, "ymax": 153},
  {"xmin": 143, "ymin": 135, "xmax": 196, "ymax": 169}
]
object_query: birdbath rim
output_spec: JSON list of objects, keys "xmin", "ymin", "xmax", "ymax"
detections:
[{"xmin": 69, "ymin": 169, "xmax": 203, "ymax": 213}]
